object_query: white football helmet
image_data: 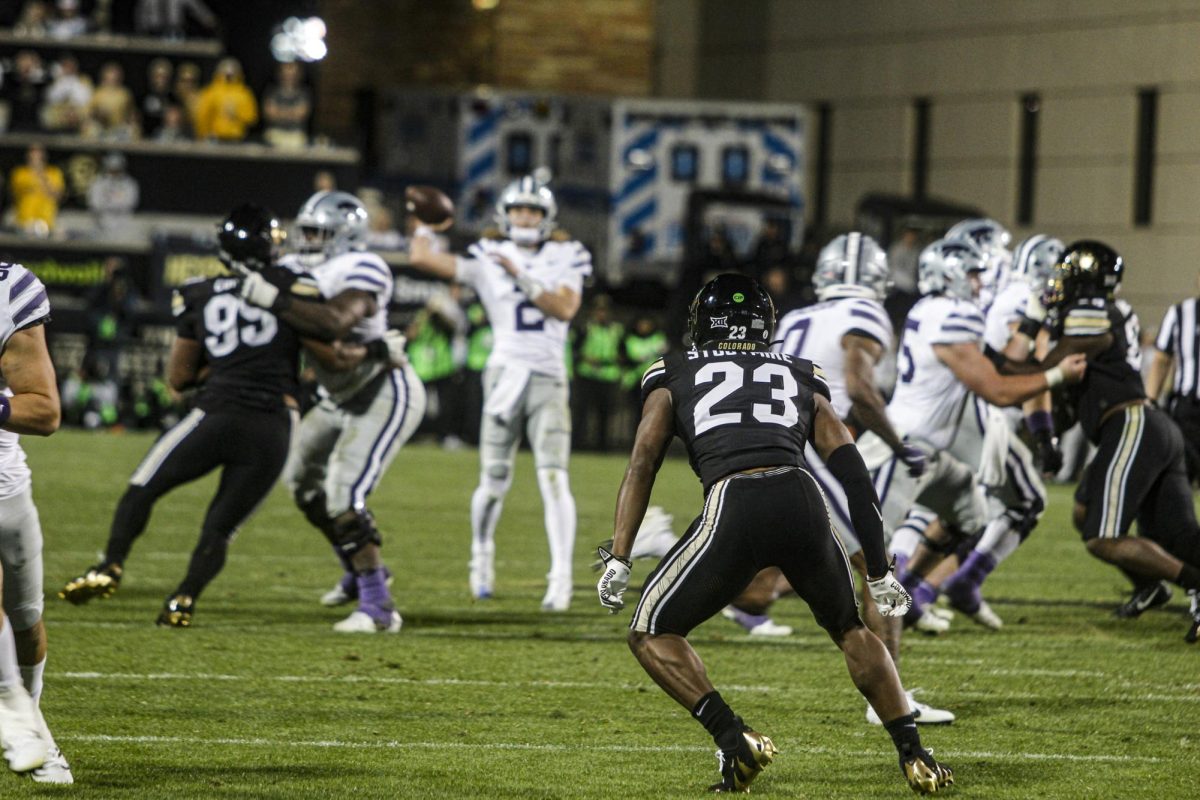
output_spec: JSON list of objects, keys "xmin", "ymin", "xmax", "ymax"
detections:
[
  {"xmin": 1010, "ymin": 234, "xmax": 1065, "ymax": 288},
  {"xmin": 918, "ymin": 238, "xmax": 987, "ymax": 302},
  {"xmin": 814, "ymin": 232, "xmax": 891, "ymax": 301},
  {"xmin": 495, "ymin": 175, "xmax": 557, "ymax": 245},
  {"xmin": 293, "ymin": 190, "xmax": 369, "ymax": 266},
  {"xmin": 946, "ymin": 217, "xmax": 1012, "ymax": 292}
]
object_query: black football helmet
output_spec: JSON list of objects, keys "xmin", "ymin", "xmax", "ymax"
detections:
[
  {"xmin": 217, "ymin": 203, "xmax": 285, "ymax": 271},
  {"xmin": 1043, "ymin": 239, "xmax": 1123, "ymax": 309},
  {"xmin": 688, "ymin": 273, "xmax": 776, "ymax": 350}
]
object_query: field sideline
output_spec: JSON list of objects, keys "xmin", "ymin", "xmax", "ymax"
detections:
[{"xmin": 9, "ymin": 429, "xmax": 1200, "ymax": 798}]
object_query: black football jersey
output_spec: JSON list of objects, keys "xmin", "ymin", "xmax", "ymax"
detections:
[
  {"xmin": 641, "ymin": 349, "xmax": 832, "ymax": 490},
  {"xmin": 1049, "ymin": 297, "xmax": 1144, "ymax": 442},
  {"xmin": 173, "ymin": 265, "xmax": 315, "ymax": 412}
]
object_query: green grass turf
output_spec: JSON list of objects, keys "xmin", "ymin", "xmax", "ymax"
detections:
[{"xmin": 9, "ymin": 429, "xmax": 1200, "ymax": 798}]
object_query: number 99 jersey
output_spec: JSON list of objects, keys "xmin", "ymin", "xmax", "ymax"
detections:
[
  {"xmin": 173, "ymin": 266, "xmax": 315, "ymax": 412},
  {"xmin": 641, "ymin": 349, "xmax": 831, "ymax": 491}
]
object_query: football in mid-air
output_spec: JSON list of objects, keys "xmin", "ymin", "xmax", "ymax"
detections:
[{"xmin": 405, "ymin": 185, "xmax": 455, "ymax": 225}]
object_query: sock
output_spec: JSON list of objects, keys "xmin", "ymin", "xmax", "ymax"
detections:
[
  {"xmin": 537, "ymin": 468, "xmax": 576, "ymax": 583},
  {"xmin": 692, "ymin": 691, "xmax": 744, "ymax": 752},
  {"xmin": 105, "ymin": 485, "xmax": 157, "ymax": 565},
  {"xmin": 0, "ymin": 618, "xmax": 21, "ymax": 689},
  {"xmin": 176, "ymin": 528, "xmax": 230, "ymax": 599},
  {"xmin": 357, "ymin": 568, "xmax": 394, "ymax": 615},
  {"xmin": 883, "ymin": 712, "xmax": 922, "ymax": 764},
  {"xmin": 911, "ymin": 580, "xmax": 939, "ymax": 609},
  {"xmin": 20, "ymin": 658, "xmax": 44, "ymax": 704},
  {"xmin": 728, "ymin": 608, "xmax": 769, "ymax": 631},
  {"xmin": 1176, "ymin": 563, "xmax": 1200, "ymax": 592},
  {"xmin": 947, "ymin": 551, "xmax": 997, "ymax": 590}
]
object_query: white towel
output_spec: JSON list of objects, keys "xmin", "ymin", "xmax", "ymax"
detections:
[
  {"xmin": 978, "ymin": 404, "xmax": 1011, "ymax": 489},
  {"xmin": 484, "ymin": 364, "xmax": 531, "ymax": 423}
]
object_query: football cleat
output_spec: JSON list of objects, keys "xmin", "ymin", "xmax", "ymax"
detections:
[
  {"xmin": 333, "ymin": 609, "xmax": 402, "ymax": 634},
  {"xmin": 541, "ymin": 575, "xmax": 572, "ymax": 612},
  {"xmin": 58, "ymin": 562, "xmax": 123, "ymax": 605},
  {"xmin": 1186, "ymin": 590, "xmax": 1200, "ymax": 644},
  {"xmin": 0, "ymin": 685, "xmax": 47, "ymax": 773},
  {"xmin": 708, "ymin": 730, "xmax": 778, "ymax": 793},
  {"xmin": 867, "ymin": 691, "xmax": 955, "ymax": 726},
  {"xmin": 320, "ymin": 568, "xmax": 393, "ymax": 607},
  {"xmin": 30, "ymin": 745, "xmax": 72, "ymax": 784},
  {"xmin": 964, "ymin": 600, "xmax": 1003, "ymax": 631},
  {"xmin": 902, "ymin": 749, "xmax": 954, "ymax": 795},
  {"xmin": 1115, "ymin": 581, "xmax": 1172, "ymax": 619},
  {"xmin": 156, "ymin": 595, "xmax": 194, "ymax": 628},
  {"xmin": 720, "ymin": 607, "xmax": 793, "ymax": 637},
  {"xmin": 469, "ymin": 544, "xmax": 495, "ymax": 600},
  {"xmin": 909, "ymin": 608, "xmax": 951, "ymax": 635}
]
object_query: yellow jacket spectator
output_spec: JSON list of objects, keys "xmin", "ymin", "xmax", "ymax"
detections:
[
  {"xmin": 9, "ymin": 144, "xmax": 66, "ymax": 235},
  {"xmin": 193, "ymin": 58, "xmax": 258, "ymax": 142}
]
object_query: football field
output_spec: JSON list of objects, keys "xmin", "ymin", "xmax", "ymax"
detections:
[{"xmin": 12, "ymin": 429, "xmax": 1200, "ymax": 798}]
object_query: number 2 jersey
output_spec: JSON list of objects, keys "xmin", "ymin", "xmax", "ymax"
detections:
[
  {"xmin": 641, "ymin": 348, "xmax": 831, "ymax": 491},
  {"xmin": 0, "ymin": 262, "xmax": 51, "ymax": 499},
  {"xmin": 173, "ymin": 265, "xmax": 316, "ymax": 413},
  {"xmin": 456, "ymin": 237, "xmax": 591, "ymax": 380},
  {"xmin": 1047, "ymin": 297, "xmax": 1143, "ymax": 442}
]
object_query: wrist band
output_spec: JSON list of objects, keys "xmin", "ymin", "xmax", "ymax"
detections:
[
  {"xmin": 0, "ymin": 395, "xmax": 10, "ymax": 427},
  {"xmin": 1045, "ymin": 366, "xmax": 1064, "ymax": 388}
]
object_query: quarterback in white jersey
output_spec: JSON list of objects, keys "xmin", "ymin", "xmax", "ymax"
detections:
[
  {"xmin": 0, "ymin": 263, "xmax": 67, "ymax": 779},
  {"xmin": 244, "ymin": 191, "xmax": 427, "ymax": 634},
  {"xmin": 410, "ymin": 175, "xmax": 589, "ymax": 610}
]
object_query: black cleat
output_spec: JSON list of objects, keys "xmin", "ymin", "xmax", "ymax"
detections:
[
  {"xmin": 1114, "ymin": 581, "xmax": 1172, "ymax": 619},
  {"xmin": 708, "ymin": 730, "xmax": 777, "ymax": 793},
  {"xmin": 58, "ymin": 563, "xmax": 122, "ymax": 605},
  {"xmin": 156, "ymin": 595, "xmax": 194, "ymax": 628},
  {"xmin": 902, "ymin": 748, "xmax": 954, "ymax": 795}
]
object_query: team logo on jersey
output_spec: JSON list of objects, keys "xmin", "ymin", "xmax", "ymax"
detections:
[{"xmin": 710, "ymin": 315, "xmax": 729, "ymax": 329}]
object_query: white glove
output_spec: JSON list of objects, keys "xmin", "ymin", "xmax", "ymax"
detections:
[
  {"xmin": 240, "ymin": 271, "xmax": 280, "ymax": 310},
  {"xmin": 866, "ymin": 570, "xmax": 913, "ymax": 618},
  {"xmin": 596, "ymin": 546, "xmax": 632, "ymax": 614},
  {"xmin": 384, "ymin": 330, "xmax": 408, "ymax": 365}
]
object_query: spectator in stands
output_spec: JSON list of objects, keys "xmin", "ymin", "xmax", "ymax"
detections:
[
  {"xmin": 261, "ymin": 61, "xmax": 310, "ymax": 150},
  {"xmin": 153, "ymin": 103, "xmax": 187, "ymax": 142},
  {"xmin": 84, "ymin": 255, "xmax": 137, "ymax": 388},
  {"xmin": 172, "ymin": 61, "xmax": 201, "ymax": 133},
  {"xmin": 621, "ymin": 313, "xmax": 668, "ymax": 441},
  {"xmin": 12, "ymin": 0, "xmax": 50, "ymax": 36},
  {"xmin": 193, "ymin": 58, "xmax": 257, "ymax": 142},
  {"xmin": 407, "ymin": 289, "xmax": 466, "ymax": 450},
  {"xmin": 313, "ymin": 169, "xmax": 336, "ymax": 193},
  {"xmin": 87, "ymin": 152, "xmax": 139, "ymax": 237},
  {"xmin": 1, "ymin": 50, "xmax": 48, "ymax": 133},
  {"xmin": 47, "ymin": 0, "xmax": 87, "ymax": 39},
  {"xmin": 138, "ymin": 57, "xmax": 174, "ymax": 138},
  {"xmin": 573, "ymin": 295, "xmax": 626, "ymax": 452},
  {"xmin": 85, "ymin": 61, "xmax": 137, "ymax": 140},
  {"xmin": 40, "ymin": 53, "xmax": 92, "ymax": 132},
  {"xmin": 8, "ymin": 143, "xmax": 65, "ymax": 236},
  {"xmin": 135, "ymin": 0, "xmax": 217, "ymax": 40}
]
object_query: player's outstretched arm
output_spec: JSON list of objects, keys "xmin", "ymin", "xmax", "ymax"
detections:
[
  {"xmin": 935, "ymin": 342, "xmax": 1086, "ymax": 408},
  {"xmin": 240, "ymin": 274, "xmax": 378, "ymax": 342},
  {"xmin": 610, "ymin": 388, "xmax": 675, "ymax": 560},
  {"xmin": 0, "ymin": 324, "xmax": 59, "ymax": 436}
]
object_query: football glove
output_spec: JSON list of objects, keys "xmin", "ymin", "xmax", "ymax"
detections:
[
  {"xmin": 596, "ymin": 546, "xmax": 631, "ymax": 614},
  {"xmin": 239, "ymin": 270, "xmax": 280, "ymax": 310},
  {"xmin": 867, "ymin": 568, "xmax": 913, "ymax": 618},
  {"xmin": 898, "ymin": 443, "xmax": 928, "ymax": 478}
]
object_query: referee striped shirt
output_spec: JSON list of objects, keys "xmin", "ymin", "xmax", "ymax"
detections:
[{"xmin": 1156, "ymin": 297, "xmax": 1200, "ymax": 398}]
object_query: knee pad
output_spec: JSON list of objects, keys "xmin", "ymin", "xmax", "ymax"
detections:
[
  {"xmin": 6, "ymin": 597, "xmax": 44, "ymax": 633},
  {"xmin": 1006, "ymin": 499, "xmax": 1043, "ymax": 541},
  {"xmin": 481, "ymin": 463, "xmax": 514, "ymax": 499},
  {"xmin": 331, "ymin": 509, "xmax": 382, "ymax": 558}
]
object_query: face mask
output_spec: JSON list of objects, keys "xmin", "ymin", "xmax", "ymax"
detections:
[{"xmin": 510, "ymin": 227, "xmax": 541, "ymax": 246}]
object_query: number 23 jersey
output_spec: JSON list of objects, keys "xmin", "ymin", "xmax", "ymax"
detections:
[{"xmin": 642, "ymin": 349, "xmax": 831, "ymax": 491}]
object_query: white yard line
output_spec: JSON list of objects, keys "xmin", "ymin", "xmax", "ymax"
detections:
[{"xmin": 55, "ymin": 733, "xmax": 1163, "ymax": 764}]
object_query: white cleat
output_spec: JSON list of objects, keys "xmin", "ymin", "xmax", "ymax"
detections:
[
  {"xmin": 912, "ymin": 608, "xmax": 951, "ymax": 634},
  {"xmin": 866, "ymin": 690, "xmax": 955, "ymax": 726},
  {"xmin": 747, "ymin": 618, "xmax": 793, "ymax": 637},
  {"xmin": 630, "ymin": 506, "xmax": 680, "ymax": 560},
  {"xmin": 321, "ymin": 582, "xmax": 354, "ymax": 608},
  {"xmin": 927, "ymin": 606, "xmax": 954, "ymax": 622},
  {"xmin": 0, "ymin": 685, "xmax": 47, "ymax": 773},
  {"xmin": 967, "ymin": 600, "xmax": 1003, "ymax": 630},
  {"xmin": 720, "ymin": 607, "xmax": 793, "ymax": 637},
  {"xmin": 541, "ymin": 575, "xmax": 572, "ymax": 612},
  {"xmin": 469, "ymin": 547, "xmax": 495, "ymax": 600},
  {"xmin": 30, "ymin": 746, "xmax": 72, "ymax": 784},
  {"xmin": 332, "ymin": 610, "xmax": 402, "ymax": 634}
]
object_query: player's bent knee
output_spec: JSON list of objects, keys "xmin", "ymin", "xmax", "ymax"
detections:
[
  {"xmin": 330, "ymin": 509, "xmax": 383, "ymax": 558},
  {"xmin": 6, "ymin": 599, "xmax": 44, "ymax": 633},
  {"xmin": 481, "ymin": 464, "xmax": 513, "ymax": 497}
]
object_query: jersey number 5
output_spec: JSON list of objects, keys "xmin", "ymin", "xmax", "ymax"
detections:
[
  {"xmin": 693, "ymin": 362, "xmax": 800, "ymax": 435},
  {"xmin": 204, "ymin": 294, "xmax": 278, "ymax": 357}
]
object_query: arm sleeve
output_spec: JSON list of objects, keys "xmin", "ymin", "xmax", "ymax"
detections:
[
  {"xmin": 1156, "ymin": 305, "xmax": 1179, "ymax": 353},
  {"xmin": 825, "ymin": 442, "xmax": 889, "ymax": 578}
]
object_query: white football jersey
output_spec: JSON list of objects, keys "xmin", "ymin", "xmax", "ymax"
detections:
[
  {"xmin": 0, "ymin": 263, "xmax": 51, "ymax": 499},
  {"xmin": 984, "ymin": 279, "xmax": 1029, "ymax": 353},
  {"xmin": 457, "ymin": 237, "xmax": 591, "ymax": 379},
  {"xmin": 773, "ymin": 296, "xmax": 892, "ymax": 418},
  {"xmin": 283, "ymin": 250, "xmax": 393, "ymax": 404},
  {"xmin": 888, "ymin": 295, "xmax": 985, "ymax": 449}
]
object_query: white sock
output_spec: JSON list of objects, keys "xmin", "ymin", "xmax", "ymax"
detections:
[
  {"xmin": 20, "ymin": 658, "xmax": 44, "ymax": 705},
  {"xmin": 0, "ymin": 617, "xmax": 21, "ymax": 689},
  {"xmin": 975, "ymin": 515, "xmax": 1022, "ymax": 563},
  {"xmin": 537, "ymin": 468, "xmax": 576, "ymax": 582}
]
